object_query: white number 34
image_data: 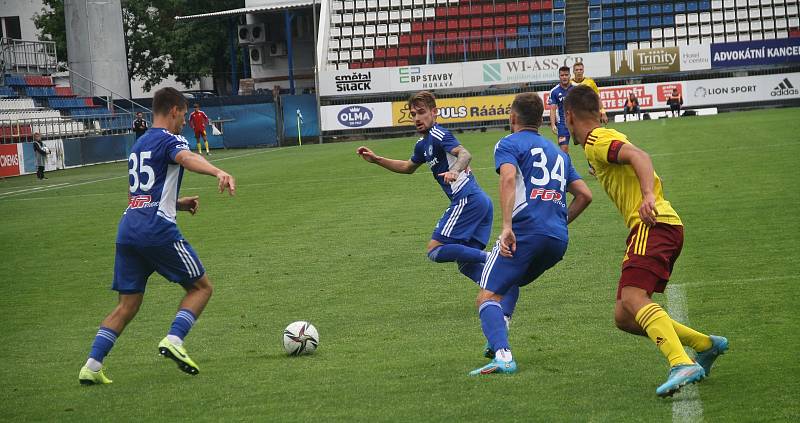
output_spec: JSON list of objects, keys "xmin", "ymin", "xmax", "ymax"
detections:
[{"xmin": 529, "ymin": 147, "xmax": 566, "ymax": 191}]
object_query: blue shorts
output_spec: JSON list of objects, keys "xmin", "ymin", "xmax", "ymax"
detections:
[
  {"xmin": 557, "ymin": 126, "xmax": 571, "ymax": 146},
  {"xmin": 479, "ymin": 234, "xmax": 568, "ymax": 295},
  {"xmin": 432, "ymin": 191, "xmax": 493, "ymax": 250},
  {"xmin": 112, "ymin": 240, "xmax": 206, "ymax": 294}
]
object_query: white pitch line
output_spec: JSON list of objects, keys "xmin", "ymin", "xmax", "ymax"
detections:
[
  {"xmin": 0, "ymin": 182, "xmax": 69, "ymax": 196},
  {"xmin": 667, "ymin": 284, "xmax": 703, "ymax": 423},
  {"xmin": 0, "ymin": 147, "xmax": 290, "ymax": 200}
]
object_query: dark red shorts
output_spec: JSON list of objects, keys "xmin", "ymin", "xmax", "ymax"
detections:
[
  {"xmin": 194, "ymin": 129, "xmax": 206, "ymax": 138},
  {"xmin": 617, "ymin": 223, "xmax": 684, "ymax": 299}
]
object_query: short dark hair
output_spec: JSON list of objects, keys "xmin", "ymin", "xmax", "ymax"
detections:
[
  {"xmin": 194, "ymin": 103, "xmax": 200, "ymax": 107},
  {"xmin": 572, "ymin": 62, "xmax": 584, "ymax": 69},
  {"xmin": 152, "ymin": 87, "xmax": 187, "ymax": 116},
  {"xmin": 408, "ymin": 91, "xmax": 437, "ymax": 110},
  {"xmin": 564, "ymin": 84, "xmax": 600, "ymax": 118},
  {"xmin": 511, "ymin": 92, "xmax": 544, "ymax": 127},
  {"xmin": 559, "ymin": 66, "xmax": 571, "ymax": 74}
]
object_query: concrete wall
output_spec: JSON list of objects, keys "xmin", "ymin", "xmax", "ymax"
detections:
[
  {"xmin": 64, "ymin": 0, "xmax": 130, "ymax": 98},
  {"xmin": 0, "ymin": 0, "xmax": 45, "ymax": 40}
]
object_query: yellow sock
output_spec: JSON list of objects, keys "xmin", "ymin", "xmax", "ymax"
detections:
[
  {"xmin": 672, "ymin": 320, "xmax": 712, "ymax": 352},
  {"xmin": 204, "ymin": 141, "xmax": 210, "ymax": 153},
  {"xmin": 635, "ymin": 303, "xmax": 693, "ymax": 367},
  {"xmin": 197, "ymin": 143, "xmax": 202, "ymax": 154}
]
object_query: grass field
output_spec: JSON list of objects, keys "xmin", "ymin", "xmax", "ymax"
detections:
[{"xmin": 1, "ymin": 108, "xmax": 798, "ymax": 422}]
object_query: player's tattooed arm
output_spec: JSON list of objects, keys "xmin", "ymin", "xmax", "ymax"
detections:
[{"xmin": 439, "ymin": 146, "xmax": 471, "ymax": 183}]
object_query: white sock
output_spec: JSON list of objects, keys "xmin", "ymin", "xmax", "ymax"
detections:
[
  {"xmin": 166, "ymin": 334, "xmax": 183, "ymax": 346},
  {"xmin": 85, "ymin": 358, "xmax": 102, "ymax": 372},
  {"xmin": 504, "ymin": 315, "xmax": 511, "ymax": 330},
  {"xmin": 495, "ymin": 348, "xmax": 513, "ymax": 362}
]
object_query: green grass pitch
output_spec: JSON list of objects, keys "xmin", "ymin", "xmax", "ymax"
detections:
[{"xmin": 0, "ymin": 108, "xmax": 798, "ymax": 422}]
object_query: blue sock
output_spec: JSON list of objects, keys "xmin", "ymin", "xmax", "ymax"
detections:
[
  {"xmin": 428, "ymin": 244, "xmax": 486, "ymax": 263},
  {"xmin": 457, "ymin": 261, "xmax": 484, "ymax": 284},
  {"xmin": 168, "ymin": 308, "xmax": 197, "ymax": 340},
  {"xmin": 500, "ymin": 285, "xmax": 520, "ymax": 319},
  {"xmin": 479, "ymin": 301, "xmax": 510, "ymax": 352},
  {"xmin": 89, "ymin": 326, "xmax": 118, "ymax": 362}
]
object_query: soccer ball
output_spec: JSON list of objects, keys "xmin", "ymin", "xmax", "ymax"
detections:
[{"xmin": 282, "ymin": 321, "xmax": 319, "ymax": 356}]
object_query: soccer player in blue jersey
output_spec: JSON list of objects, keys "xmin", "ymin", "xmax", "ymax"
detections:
[
  {"xmin": 548, "ymin": 66, "xmax": 574, "ymax": 154},
  {"xmin": 78, "ymin": 87, "xmax": 235, "ymax": 385},
  {"xmin": 470, "ymin": 92, "xmax": 592, "ymax": 376},
  {"xmin": 356, "ymin": 91, "xmax": 495, "ymax": 286}
]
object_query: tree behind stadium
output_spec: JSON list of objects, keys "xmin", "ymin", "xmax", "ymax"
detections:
[{"xmin": 34, "ymin": 0, "xmax": 243, "ymax": 94}]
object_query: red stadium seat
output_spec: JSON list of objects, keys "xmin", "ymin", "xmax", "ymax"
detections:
[
  {"xmin": 519, "ymin": 15, "xmax": 530, "ymax": 25},
  {"xmin": 373, "ymin": 60, "xmax": 385, "ymax": 68},
  {"xmin": 410, "ymin": 46, "xmax": 423, "ymax": 57},
  {"xmin": 399, "ymin": 46, "xmax": 410, "ymax": 57},
  {"xmin": 411, "ymin": 33, "xmax": 423, "ymax": 44},
  {"xmin": 375, "ymin": 49, "xmax": 386, "ymax": 58},
  {"xmin": 447, "ymin": 20, "xmax": 458, "ymax": 31},
  {"xmin": 435, "ymin": 20, "xmax": 446, "ymax": 31},
  {"xmin": 350, "ymin": 62, "xmax": 361, "ymax": 69},
  {"xmin": 496, "ymin": 3, "xmax": 506, "ymax": 14},
  {"xmin": 482, "ymin": 4, "xmax": 494, "ymax": 15},
  {"xmin": 400, "ymin": 35, "xmax": 411, "ymax": 45},
  {"xmin": 423, "ymin": 21, "xmax": 434, "ymax": 32},
  {"xmin": 385, "ymin": 59, "xmax": 397, "ymax": 67},
  {"xmin": 508, "ymin": 15, "xmax": 518, "ymax": 26},
  {"xmin": 397, "ymin": 59, "xmax": 408, "ymax": 66},
  {"xmin": 470, "ymin": 17, "xmax": 481, "ymax": 28}
]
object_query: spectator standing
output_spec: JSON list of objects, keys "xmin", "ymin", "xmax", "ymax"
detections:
[
  {"xmin": 32, "ymin": 132, "xmax": 49, "ymax": 180},
  {"xmin": 133, "ymin": 112, "xmax": 148, "ymax": 139}
]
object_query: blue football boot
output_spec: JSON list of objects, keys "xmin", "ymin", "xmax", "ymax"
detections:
[
  {"xmin": 469, "ymin": 359, "xmax": 517, "ymax": 376},
  {"xmin": 656, "ymin": 363, "xmax": 705, "ymax": 397},
  {"xmin": 695, "ymin": 335, "xmax": 728, "ymax": 376}
]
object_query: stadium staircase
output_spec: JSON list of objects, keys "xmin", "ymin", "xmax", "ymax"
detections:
[{"xmin": 565, "ymin": 0, "xmax": 589, "ymax": 53}]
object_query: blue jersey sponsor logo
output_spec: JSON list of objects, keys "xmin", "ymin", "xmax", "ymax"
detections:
[{"xmin": 338, "ymin": 105, "xmax": 373, "ymax": 127}]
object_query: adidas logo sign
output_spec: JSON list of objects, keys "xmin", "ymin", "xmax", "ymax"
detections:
[
  {"xmin": 656, "ymin": 336, "xmax": 666, "ymax": 346},
  {"xmin": 771, "ymin": 78, "xmax": 799, "ymax": 97}
]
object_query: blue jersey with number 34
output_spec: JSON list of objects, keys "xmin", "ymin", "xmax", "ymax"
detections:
[
  {"xmin": 493, "ymin": 129, "xmax": 581, "ymax": 241},
  {"xmin": 117, "ymin": 128, "xmax": 191, "ymax": 246}
]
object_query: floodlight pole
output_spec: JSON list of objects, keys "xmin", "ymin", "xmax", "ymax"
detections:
[
  {"xmin": 284, "ymin": 10, "xmax": 295, "ymax": 95},
  {"xmin": 313, "ymin": 0, "xmax": 322, "ymax": 144}
]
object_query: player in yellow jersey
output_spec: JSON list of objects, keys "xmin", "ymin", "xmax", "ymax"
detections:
[
  {"xmin": 570, "ymin": 62, "xmax": 607, "ymax": 124},
  {"xmin": 563, "ymin": 85, "xmax": 729, "ymax": 398}
]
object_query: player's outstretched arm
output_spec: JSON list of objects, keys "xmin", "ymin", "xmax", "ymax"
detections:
[
  {"xmin": 566, "ymin": 179, "xmax": 592, "ymax": 224},
  {"xmin": 439, "ymin": 146, "xmax": 471, "ymax": 183},
  {"xmin": 616, "ymin": 143, "xmax": 657, "ymax": 226},
  {"xmin": 497, "ymin": 163, "xmax": 518, "ymax": 257},
  {"xmin": 174, "ymin": 150, "xmax": 236, "ymax": 195},
  {"xmin": 549, "ymin": 105, "xmax": 559, "ymax": 134},
  {"xmin": 356, "ymin": 146, "xmax": 421, "ymax": 174}
]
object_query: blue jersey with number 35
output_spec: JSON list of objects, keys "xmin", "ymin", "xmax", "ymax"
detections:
[
  {"xmin": 494, "ymin": 129, "xmax": 581, "ymax": 241},
  {"xmin": 117, "ymin": 128, "xmax": 191, "ymax": 246}
]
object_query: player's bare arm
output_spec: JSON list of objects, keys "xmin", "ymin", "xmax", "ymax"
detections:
[
  {"xmin": 177, "ymin": 196, "xmax": 199, "ymax": 215},
  {"xmin": 498, "ymin": 163, "xmax": 518, "ymax": 257},
  {"xmin": 566, "ymin": 179, "xmax": 592, "ymax": 224},
  {"xmin": 615, "ymin": 143, "xmax": 658, "ymax": 226},
  {"xmin": 175, "ymin": 150, "xmax": 236, "ymax": 195},
  {"xmin": 356, "ymin": 146, "xmax": 421, "ymax": 174},
  {"xmin": 438, "ymin": 145, "xmax": 471, "ymax": 183},
  {"xmin": 549, "ymin": 105, "xmax": 559, "ymax": 134}
]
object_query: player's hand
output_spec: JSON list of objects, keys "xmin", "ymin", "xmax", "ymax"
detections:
[
  {"xmin": 550, "ymin": 125, "xmax": 558, "ymax": 135},
  {"xmin": 600, "ymin": 111, "xmax": 609, "ymax": 125},
  {"xmin": 177, "ymin": 196, "xmax": 200, "ymax": 215},
  {"xmin": 216, "ymin": 170, "xmax": 235, "ymax": 196},
  {"xmin": 438, "ymin": 170, "xmax": 459, "ymax": 183},
  {"xmin": 639, "ymin": 193, "xmax": 658, "ymax": 226},
  {"xmin": 357, "ymin": 146, "xmax": 380, "ymax": 163},
  {"xmin": 498, "ymin": 228, "xmax": 516, "ymax": 258}
]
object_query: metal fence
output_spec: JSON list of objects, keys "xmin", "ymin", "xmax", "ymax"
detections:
[
  {"xmin": 0, "ymin": 38, "xmax": 58, "ymax": 75},
  {"xmin": 0, "ymin": 111, "xmax": 150, "ymax": 144}
]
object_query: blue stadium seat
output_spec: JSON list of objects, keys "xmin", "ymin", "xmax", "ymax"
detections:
[
  {"xmin": 651, "ymin": 4, "xmax": 662, "ymax": 14},
  {"xmin": 589, "ymin": 0, "xmax": 601, "ymax": 5},
  {"xmin": 687, "ymin": 1, "xmax": 698, "ymax": 12},
  {"xmin": 590, "ymin": 33, "xmax": 602, "ymax": 43},
  {"xmin": 651, "ymin": 15, "xmax": 662, "ymax": 26},
  {"xmin": 590, "ymin": 9, "xmax": 601, "ymax": 19},
  {"xmin": 603, "ymin": 20, "xmax": 613, "ymax": 30},
  {"xmin": 627, "ymin": 29, "xmax": 638, "ymax": 40},
  {"xmin": 615, "ymin": 30, "xmax": 626, "ymax": 41},
  {"xmin": 664, "ymin": 3, "xmax": 674, "ymax": 13},
  {"xmin": 530, "ymin": 25, "xmax": 539, "ymax": 35},
  {"xmin": 639, "ymin": 17, "xmax": 650, "ymax": 27},
  {"xmin": 626, "ymin": 6, "xmax": 637, "ymax": 16},
  {"xmin": 541, "ymin": 12, "xmax": 553, "ymax": 21},
  {"xmin": 664, "ymin": 15, "xmax": 674, "ymax": 25},
  {"xmin": 614, "ymin": 7, "xmax": 624, "ymax": 17},
  {"xmin": 554, "ymin": 0, "xmax": 566, "ymax": 8},
  {"xmin": 591, "ymin": 44, "xmax": 603, "ymax": 52},
  {"xmin": 614, "ymin": 18, "xmax": 625, "ymax": 29},
  {"xmin": 506, "ymin": 39, "xmax": 518, "ymax": 49},
  {"xmin": 603, "ymin": 8, "xmax": 613, "ymax": 18},
  {"xmin": 638, "ymin": 5, "xmax": 649, "ymax": 15},
  {"xmin": 627, "ymin": 18, "xmax": 638, "ymax": 28},
  {"xmin": 675, "ymin": 3, "xmax": 685, "ymax": 13},
  {"xmin": 531, "ymin": 14, "xmax": 541, "ymax": 24},
  {"xmin": 603, "ymin": 32, "xmax": 613, "ymax": 42},
  {"xmin": 553, "ymin": 11, "xmax": 565, "ymax": 21},
  {"xmin": 519, "ymin": 26, "xmax": 529, "ymax": 35},
  {"xmin": 700, "ymin": 0, "xmax": 711, "ymax": 11},
  {"xmin": 590, "ymin": 20, "xmax": 601, "ymax": 31},
  {"xmin": 614, "ymin": 42, "xmax": 626, "ymax": 51},
  {"xmin": 639, "ymin": 29, "xmax": 650, "ymax": 40}
]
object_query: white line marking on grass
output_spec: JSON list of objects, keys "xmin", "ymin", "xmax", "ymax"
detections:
[
  {"xmin": 0, "ymin": 182, "xmax": 69, "ymax": 196},
  {"xmin": 0, "ymin": 147, "xmax": 289, "ymax": 200},
  {"xmin": 667, "ymin": 284, "xmax": 703, "ymax": 423}
]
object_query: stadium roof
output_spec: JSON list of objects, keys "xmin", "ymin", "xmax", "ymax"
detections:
[{"xmin": 175, "ymin": 1, "xmax": 315, "ymax": 21}]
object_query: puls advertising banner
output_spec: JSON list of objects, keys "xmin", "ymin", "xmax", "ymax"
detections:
[
  {"xmin": 392, "ymin": 94, "xmax": 518, "ymax": 126},
  {"xmin": 711, "ymin": 38, "xmax": 800, "ymax": 68}
]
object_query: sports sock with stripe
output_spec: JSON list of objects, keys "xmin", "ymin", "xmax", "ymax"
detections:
[
  {"xmin": 167, "ymin": 308, "xmax": 197, "ymax": 346},
  {"xmin": 86, "ymin": 326, "xmax": 118, "ymax": 370},
  {"xmin": 479, "ymin": 300, "xmax": 510, "ymax": 353},
  {"xmin": 428, "ymin": 244, "xmax": 487, "ymax": 263},
  {"xmin": 635, "ymin": 303, "xmax": 693, "ymax": 367}
]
